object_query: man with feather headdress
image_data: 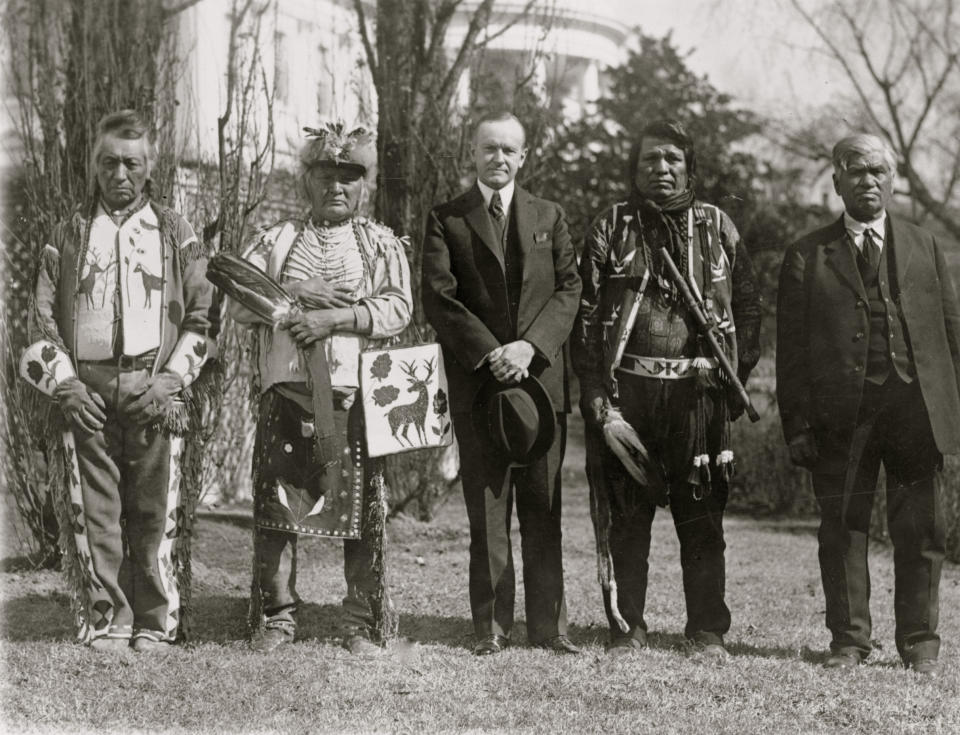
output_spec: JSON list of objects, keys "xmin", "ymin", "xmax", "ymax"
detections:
[
  {"xmin": 23, "ymin": 110, "xmax": 217, "ymax": 652},
  {"xmin": 228, "ymin": 122, "xmax": 412, "ymax": 655},
  {"xmin": 572, "ymin": 120, "xmax": 761, "ymax": 659}
]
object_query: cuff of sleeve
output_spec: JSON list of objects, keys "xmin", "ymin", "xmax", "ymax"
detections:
[
  {"xmin": 20, "ymin": 340, "xmax": 76, "ymax": 397},
  {"xmin": 162, "ymin": 332, "xmax": 214, "ymax": 389},
  {"xmin": 352, "ymin": 304, "xmax": 373, "ymax": 335}
]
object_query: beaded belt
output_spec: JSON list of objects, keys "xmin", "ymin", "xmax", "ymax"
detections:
[
  {"xmin": 86, "ymin": 354, "xmax": 156, "ymax": 371},
  {"xmin": 616, "ymin": 354, "xmax": 718, "ymax": 380}
]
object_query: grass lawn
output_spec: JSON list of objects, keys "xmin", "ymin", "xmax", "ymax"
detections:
[{"xmin": 2, "ymin": 415, "xmax": 958, "ymax": 734}]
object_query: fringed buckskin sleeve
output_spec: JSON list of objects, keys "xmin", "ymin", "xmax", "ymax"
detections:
[
  {"xmin": 30, "ymin": 233, "xmax": 68, "ymax": 352},
  {"xmin": 355, "ymin": 222, "xmax": 413, "ymax": 339}
]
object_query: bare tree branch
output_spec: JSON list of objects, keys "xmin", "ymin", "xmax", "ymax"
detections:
[
  {"xmin": 479, "ymin": 0, "xmax": 540, "ymax": 46},
  {"xmin": 162, "ymin": 0, "xmax": 205, "ymax": 19},
  {"xmin": 436, "ymin": 0, "xmax": 497, "ymax": 105},
  {"xmin": 353, "ymin": 0, "xmax": 379, "ymax": 92},
  {"xmin": 787, "ymin": 0, "xmax": 891, "ymax": 139}
]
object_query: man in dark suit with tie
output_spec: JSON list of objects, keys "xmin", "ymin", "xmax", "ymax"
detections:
[
  {"xmin": 777, "ymin": 133, "xmax": 960, "ymax": 676},
  {"xmin": 422, "ymin": 111, "xmax": 582, "ymax": 655}
]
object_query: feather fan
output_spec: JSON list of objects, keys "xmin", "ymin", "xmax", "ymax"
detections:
[{"xmin": 206, "ymin": 253, "xmax": 296, "ymax": 324}]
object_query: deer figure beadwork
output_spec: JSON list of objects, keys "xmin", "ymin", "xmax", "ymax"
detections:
[
  {"xmin": 78, "ymin": 253, "xmax": 107, "ymax": 309},
  {"xmin": 387, "ymin": 358, "xmax": 436, "ymax": 447},
  {"xmin": 133, "ymin": 263, "xmax": 163, "ymax": 307}
]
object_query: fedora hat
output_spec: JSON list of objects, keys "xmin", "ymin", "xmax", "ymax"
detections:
[{"xmin": 471, "ymin": 374, "xmax": 555, "ymax": 465}]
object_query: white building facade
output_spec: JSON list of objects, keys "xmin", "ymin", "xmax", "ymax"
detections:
[{"xmin": 173, "ymin": 0, "xmax": 631, "ymax": 167}]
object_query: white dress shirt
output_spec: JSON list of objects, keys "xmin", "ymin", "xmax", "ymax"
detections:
[
  {"xmin": 477, "ymin": 179, "xmax": 515, "ymax": 213},
  {"xmin": 844, "ymin": 210, "xmax": 886, "ymax": 254}
]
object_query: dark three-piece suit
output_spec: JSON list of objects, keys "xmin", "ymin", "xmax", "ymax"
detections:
[
  {"xmin": 422, "ymin": 184, "xmax": 581, "ymax": 643},
  {"xmin": 777, "ymin": 213, "xmax": 960, "ymax": 664}
]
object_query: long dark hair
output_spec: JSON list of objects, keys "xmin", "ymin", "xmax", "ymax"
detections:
[{"xmin": 627, "ymin": 119, "xmax": 697, "ymax": 193}]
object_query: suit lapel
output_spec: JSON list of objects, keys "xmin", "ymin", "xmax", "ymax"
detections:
[
  {"xmin": 512, "ymin": 185, "xmax": 536, "ymax": 258},
  {"xmin": 824, "ymin": 216, "xmax": 866, "ymax": 300},
  {"xmin": 464, "ymin": 184, "xmax": 504, "ymax": 272},
  {"xmin": 888, "ymin": 214, "xmax": 914, "ymax": 290},
  {"xmin": 513, "ymin": 186, "xmax": 538, "ymax": 326}
]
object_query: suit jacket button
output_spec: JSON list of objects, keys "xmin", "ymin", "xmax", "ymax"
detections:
[
  {"xmin": 854, "ymin": 364, "xmax": 862, "ymax": 371},
  {"xmin": 853, "ymin": 332, "xmax": 864, "ymax": 341}
]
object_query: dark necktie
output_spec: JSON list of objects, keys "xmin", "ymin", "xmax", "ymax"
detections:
[
  {"xmin": 489, "ymin": 191, "xmax": 506, "ymax": 243},
  {"xmin": 858, "ymin": 229, "xmax": 881, "ymax": 283}
]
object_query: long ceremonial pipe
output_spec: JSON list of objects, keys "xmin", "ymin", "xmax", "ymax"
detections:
[{"xmin": 657, "ymin": 246, "xmax": 760, "ymax": 423}]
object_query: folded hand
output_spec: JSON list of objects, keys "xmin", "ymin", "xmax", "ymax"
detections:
[
  {"xmin": 124, "ymin": 372, "xmax": 184, "ymax": 425},
  {"xmin": 281, "ymin": 310, "xmax": 341, "ymax": 347},
  {"xmin": 54, "ymin": 378, "xmax": 106, "ymax": 434},
  {"xmin": 488, "ymin": 340, "xmax": 534, "ymax": 384},
  {"xmin": 288, "ymin": 276, "xmax": 354, "ymax": 309}
]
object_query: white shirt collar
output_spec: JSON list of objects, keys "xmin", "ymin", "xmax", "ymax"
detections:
[
  {"xmin": 843, "ymin": 210, "xmax": 886, "ymax": 247},
  {"xmin": 477, "ymin": 180, "xmax": 515, "ymax": 213}
]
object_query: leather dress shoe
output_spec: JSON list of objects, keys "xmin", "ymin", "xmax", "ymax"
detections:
[
  {"xmin": 251, "ymin": 626, "xmax": 294, "ymax": 653},
  {"xmin": 534, "ymin": 635, "xmax": 581, "ymax": 654},
  {"xmin": 824, "ymin": 650, "xmax": 862, "ymax": 670},
  {"xmin": 473, "ymin": 633, "xmax": 509, "ymax": 656},
  {"xmin": 908, "ymin": 658, "xmax": 939, "ymax": 678}
]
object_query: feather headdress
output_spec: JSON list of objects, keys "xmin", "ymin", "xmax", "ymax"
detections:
[{"xmin": 301, "ymin": 121, "xmax": 376, "ymax": 173}]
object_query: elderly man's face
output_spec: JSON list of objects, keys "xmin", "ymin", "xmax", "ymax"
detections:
[
  {"xmin": 96, "ymin": 134, "xmax": 150, "ymax": 211},
  {"xmin": 833, "ymin": 152, "xmax": 894, "ymax": 222},
  {"xmin": 304, "ymin": 166, "xmax": 364, "ymax": 223},
  {"xmin": 473, "ymin": 119, "xmax": 527, "ymax": 190},
  {"xmin": 635, "ymin": 137, "xmax": 689, "ymax": 203}
]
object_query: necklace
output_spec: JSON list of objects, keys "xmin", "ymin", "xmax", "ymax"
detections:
[{"xmin": 282, "ymin": 218, "xmax": 365, "ymax": 294}]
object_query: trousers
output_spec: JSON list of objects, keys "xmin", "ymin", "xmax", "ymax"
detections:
[
  {"xmin": 73, "ymin": 362, "xmax": 181, "ymax": 642},
  {"xmin": 454, "ymin": 411, "xmax": 569, "ymax": 643},
  {"xmin": 253, "ymin": 392, "xmax": 385, "ymax": 638},
  {"xmin": 812, "ymin": 377, "xmax": 944, "ymax": 663},
  {"xmin": 600, "ymin": 371, "xmax": 730, "ymax": 645}
]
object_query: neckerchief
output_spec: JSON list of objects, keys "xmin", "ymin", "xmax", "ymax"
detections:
[{"xmin": 631, "ymin": 188, "xmax": 696, "ymax": 300}]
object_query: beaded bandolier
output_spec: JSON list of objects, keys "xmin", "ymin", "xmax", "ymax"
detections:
[{"xmin": 574, "ymin": 197, "xmax": 760, "ymax": 609}]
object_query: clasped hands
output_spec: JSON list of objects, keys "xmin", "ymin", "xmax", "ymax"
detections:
[
  {"xmin": 55, "ymin": 371, "xmax": 184, "ymax": 433},
  {"xmin": 485, "ymin": 340, "xmax": 535, "ymax": 384}
]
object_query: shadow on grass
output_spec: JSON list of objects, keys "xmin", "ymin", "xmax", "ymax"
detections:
[
  {"xmin": 1, "ymin": 591, "xmax": 74, "ymax": 641},
  {"xmin": 186, "ymin": 593, "xmax": 251, "ymax": 643}
]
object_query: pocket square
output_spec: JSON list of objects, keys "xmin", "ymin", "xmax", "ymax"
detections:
[{"xmin": 534, "ymin": 231, "xmax": 551, "ymax": 244}]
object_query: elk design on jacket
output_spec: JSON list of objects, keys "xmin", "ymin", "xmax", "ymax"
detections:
[
  {"xmin": 77, "ymin": 252, "xmax": 110, "ymax": 310},
  {"xmin": 133, "ymin": 263, "xmax": 163, "ymax": 308}
]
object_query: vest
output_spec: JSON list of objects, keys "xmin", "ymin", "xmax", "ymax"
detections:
[{"xmin": 862, "ymin": 240, "xmax": 914, "ymax": 385}]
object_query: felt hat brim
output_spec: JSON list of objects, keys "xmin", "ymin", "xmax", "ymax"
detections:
[{"xmin": 471, "ymin": 373, "xmax": 556, "ymax": 466}]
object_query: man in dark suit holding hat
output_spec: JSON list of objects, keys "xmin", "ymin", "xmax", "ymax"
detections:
[
  {"xmin": 422, "ymin": 111, "xmax": 582, "ymax": 655},
  {"xmin": 777, "ymin": 133, "xmax": 960, "ymax": 676}
]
